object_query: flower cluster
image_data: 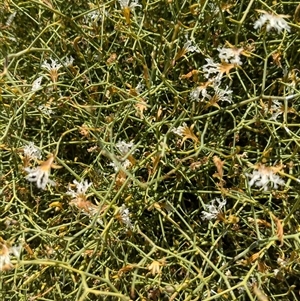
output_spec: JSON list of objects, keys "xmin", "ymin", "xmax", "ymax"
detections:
[
  {"xmin": 83, "ymin": 9, "xmax": 108, "ymax": 27},
  {"xmin": 207, "ymin": 82, "xmax": 232, "ymax": 104},
  {"xmin": 246, "ymin": 164, "xmax": 285, "ymax": 191},
  {"xmin": 67, "ymin": 179, "xmax": 92, "ymax": 199},
  {"xmin": 116, "ymin": 140, "xmax": 135, "ymax": 156},
  {"xmin": 218, "ymin": 47, "xmax": 243, "ymax": 65},
  {"xmin": 109, "ymin": 159, "xmax": 132, "ymax": 172},
  {"xmin": 201, "ymin": 198, "xmax": 226, "ymax": 221},
  {"xmin": 42, "ymin": 57, "xmax": 62, "ymax": 71},
  {"xmin": 189, "ymin": 86, "xmax": 204, "ymax": 101},
  {"xmin": 202, "ymin": 58, "xmax": 223, "ymax": 82},
  {"xmin": 67, "ymin": 179, "xmax": 104, "ymax": 224},
  {"xmin": 84, "ymin": 10, "xmax": 101, "ymax": 25},
  {"xmin": 38, "ymin": 104, "xmax": 54, "ymax": 116},
  {"xmin": 109, "ymin": 140, "xmax": 135, "ymax": 172},
  {"xmin": 41, "ymin": 56, "xmax": 74, "ymax": 85},
  {"xmin": 24, "ymin": 154, "xmax": 58, "ymax": 189},
  {"xmin": 173, "ymin": 35, "xmax": 200, "ymax": 64},
  {"xmin": 117, "ymin": 204, "xmax": 133, "ymax": 229},
  {"xmin": 254, "ymin": 10, "xmax": 291, "ymax": 33},
  {"xmin": 190, "ymin": 79, "xmax": 232, "ymax": 104},
  {"xmin": 135, "ymin": 81, "xmax": 145, "ymax": 95},
  {"xmin": 182, "ymin": 39, "xmax": 200, "ymax": 54},
  {"xmin": 64, "ymin": 56, "xmax": 74, "ymax": 66},
  {"xmin": 171, "ymin": 123, "xmax": 187, "ymax": 137},
  {"xmin": 191, "ymin": 45, "xmax": 238, "ymax": 104}
]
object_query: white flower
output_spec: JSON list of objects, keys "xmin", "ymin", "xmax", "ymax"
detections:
[
  {"xmin": 218, "ymin": 47, "xmax": 243, "ymax": 65},
  {"xmin": 83, "ymin": 9, "xmax": 109, "ymax": 29},
  {"xmin": 65, "ymin": 56, "xmax": 74, "ymax": 66},
  {"xmin": 42, "ymin": 58, "xmax": 62, "ymax": 72},
  {"xmin": 225, "ymin": 269, "xmax": 232, "ymax": 276},
  {"xmin": 109, "ymin": 161, "xmax": 119, "ymax": 172},
  {"xmin": 202, "ymin": 82, "xmax": 232, "ymax": 104},
  {"xmin": 0, "ymin": 242, "xmax": 22, "ymax": 272},
  {"xmin": 24, "ymin": 155, "xmax": 56, "ymax": 189},
  {"xmin": 212, "ymin": 84, "xmax": 233, "ymax": 103},
  {"xmin": 67, "ymin": 179, "xmax": 104, "ymax": 224},
  {"xmin": 10, "ymin": 244, "xmax": 22, "ymax": 258},
  {"xmin": 25, "ymin": 167, "xmax": 56, "ymax": 189},
  {"xmin": 67, "ymin": 179, "xmax": 92, "ymax": 198},
  {"xmin": 116, "ymin": 140, "xmax": 134, "ymax": 155},
  {"xmin": 183, "ymin": 40, "xmax": 200, "ymax": 54},
  {"xmin": 237, "ymin": 286, "xmax": 246, "ymax": 294},
  {"xmin": 111, "ymin": 141, "xmax": 135, "ymax": 171},
  {"xmin": 171, "ymin": 123, "xmax": 187, "ymax": 137},
  {"xmin": 42, "ymin": 57, "xmax": 63, "ymax": 84},
  {"xmin": 202, "ymin": 58, "xmax": 223, "ymax": 82},
  {"xmin": 273, "ymin": 269, "xmax": 280, "ymax": 276},
  {"xmin": 190, "ymin": 86, "xmax": 210, "ymax": 101},
  {"xmin": 239, "ymin": 152, "xmax": 248, "ymax": 158},
  {"xmin": 31, "ymin": 76, "xmax": 43, "ymax": 92},
  {"xmin": 109, "ymin": 159, "xmax": 132, "ymax": 172},
  {"xmin": 135, "ymin": 81, "xmax": 145, "ymax": 94},
  {"xmin": 119, "ymin": 204, "xmax": 133, "ymax": 229},
  {"xmin": 84, "ymin": 10, "xmax": 101, "ymax": 25},
  {"xmin": 254, "ymin": 11, "xmax": 291, "ymax": 33},
  {"xmin": 246, "ymin": 164, "xmax": 285, "ymax": 191},
  {"xmin": 23, "ymin": 142, "xmax": 42, "ymax": 160},
  {"xmin": 207, "ymin": 3, "xmax": 219, "ymax": 14},
  {"xmin": 247, "ymin": 277, "xmax": 257, "ymax": 288},
  {"xmin": 38, "ymin": 105, "xmax": 54, "ymax": 116},
  {"xmin": 201, "ymin": 198, "xmax": 226, "ymax": 221},
  {"xmin": 190, "ymin": 82, "xmax": 212, "ymax": 102},
  {"xmin": 270, "ymin": 100, "xmax": 283, "ymax": 121},
  {"xmin": 190, "ymin": 87, "xmax": 201, "ymax": 101},
  {"xmin": 119, "ymin": 0, "xmax": 141, "ymax": 9},
  {"xmin": 6, "ymin": 12, "xmax": 17, "ymax": 26}
]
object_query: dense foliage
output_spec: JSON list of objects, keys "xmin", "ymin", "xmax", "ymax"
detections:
[{"xmin": 1, "ymin": 0, "xmax": 300, "ymax": 300}]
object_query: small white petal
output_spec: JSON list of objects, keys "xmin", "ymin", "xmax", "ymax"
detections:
[
  {"xmin": 6, "ymin": 12, "xmax": 17, "ymax": 26},
  {"xmin": 65, "ymin": 56, "xmax": 74, "ymax": 66},
  {"xmin": 32, "ymin": 76, "xmax": 43, "ymax": 92},
  {"xmin": 171, "ymin": 123, "xmax": 187, "ymax": 137}
]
